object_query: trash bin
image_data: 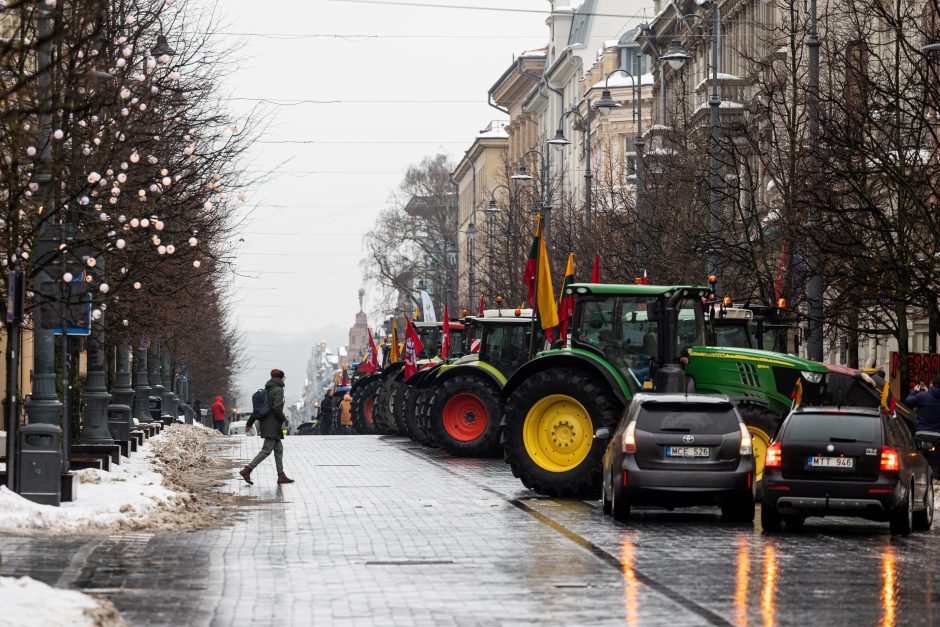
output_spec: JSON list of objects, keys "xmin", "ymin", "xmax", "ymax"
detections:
[
  {"xmin": 107, "ymin": 404, "xmax": 132, "ymax": 442},
  {"xmin": 18, "ymin": 423, "xmax": 62, "ymax": 506}
]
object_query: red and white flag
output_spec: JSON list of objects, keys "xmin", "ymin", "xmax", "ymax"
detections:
[
  {"xmin": 361, "ymin": 329, "xmax": 381, "ymax": 374},
  {"xmin": 403, "ymin": 318, "xmax": 425, "ymax": 380}
]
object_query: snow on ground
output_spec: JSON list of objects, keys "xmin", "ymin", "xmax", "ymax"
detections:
[
  {"xmin": 0, "ymin": 576, "xmax": 125, "ymax": 626},
  {"xmin": 0, "ymin": 424, "xmax": 232, "ymax": 534}
]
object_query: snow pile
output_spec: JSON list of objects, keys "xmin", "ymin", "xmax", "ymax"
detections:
[
  {"xmin": 0, "ymin": 576, "xmax": 125, "ymax": 626},
  {"xmin": 0, "ymin": 424, "xmax": 232, "ymax": 534}
]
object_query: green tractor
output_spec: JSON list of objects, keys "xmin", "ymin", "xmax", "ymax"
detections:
[
  {"xmin": 500, "ymin": 284, "xmax": 828, "ymax": 498},
  {"xmin": 710, "ymin": 302, "xmax": 799, "ymax": 354},
  {"xmin": 371, "ymin": 320, "xmax": 466, "ymax": 435},
  {"xmin": 415, "ymin": 309, "xmax": 533, "ymax": 456}
]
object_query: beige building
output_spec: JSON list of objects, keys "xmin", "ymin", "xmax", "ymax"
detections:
[{"xmin": 451, "ymin": 121, "xmax": 509, "ymax": 309}]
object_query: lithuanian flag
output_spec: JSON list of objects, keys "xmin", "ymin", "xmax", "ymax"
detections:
[
  {"xmin": 881, "ymin": 383, "xmax": 896, "ymax": 412},
  {"xmin": 534, "ymin": 216, "xmax": 558, "ymax": 331},
  {"xmin": 557, "ymin": 253, "xmax": 575, "ymax": 342},
  {"xmin": 390, "ymin": 319, "xmax": 400, "ymax": 362}
]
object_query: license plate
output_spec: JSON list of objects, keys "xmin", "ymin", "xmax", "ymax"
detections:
[
  {"xmin": 808, "ymin": 456, "xmax": 854, "ymax": 468},
  {"xmin": 666, "ymin": 446, "xmax": 710, "ymax": 458}
]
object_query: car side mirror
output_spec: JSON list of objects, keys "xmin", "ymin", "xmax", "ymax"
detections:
[
  {"xmin": 919, "ymin": 440, "xmax": 936, "ymax": 453},
  {"xmin": 594, "ymin": 427, "xmax": 611, "ymax": 440}
]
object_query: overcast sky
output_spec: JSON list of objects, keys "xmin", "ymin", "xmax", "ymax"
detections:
[{"xmin": 206, "ymin": 0, "xmax": 648, "ymax": 407}]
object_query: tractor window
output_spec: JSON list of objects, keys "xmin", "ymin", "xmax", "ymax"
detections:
[
  {"xmin": 676, "ymin": 298, "xmax": 705, "ymax": 354},
  {"xmin": 481, "ymin": 324, "xmax": 530, "ymax": 376},
  {"xmin": 416, "ymin": 327, "xmax": 441, "ymax": 358},
  {"xmin": 574, "ymin": 297, "xmax": 659, "ymax": 386},
  {"xmin": 712, "ymin": 323, "xmax": 751, "ymax": 349}
]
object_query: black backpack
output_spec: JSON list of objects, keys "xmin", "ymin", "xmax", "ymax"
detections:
[{"xmin": 250, "ymin": 388, "xmax": 271, "ymax": 421}]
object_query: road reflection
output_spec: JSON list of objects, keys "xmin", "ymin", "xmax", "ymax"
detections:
[
  {"xmin": 882, "ymin": 546, "xmax": 897, "ymax": 627},
  {"xmin": 621, "ymin": 538, "xmax": 639, "ymax": 625},
  {"xmin": 734, "ymin": 535, "xmax": 750, "ymax": 627},
  {"xmin": 761, "ymin": 543, "xmax": 778, "ymax": 627}
]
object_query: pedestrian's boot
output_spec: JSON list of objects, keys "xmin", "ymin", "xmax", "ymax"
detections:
[
  {"xmin": 239, "ymin": 466, "xmax": 254, "ymax": 485},
  {"xmin": 277, "ymin": 473, "xmax": 295, "ymax": 484}
]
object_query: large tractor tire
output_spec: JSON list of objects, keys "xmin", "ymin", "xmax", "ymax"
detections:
[
  {"xmin": 738, "ymin": 405, "xmax": 781, "ymax": 500},
  {"xmin": 501, "ymin": 368, "xmax": 621, "ymax": 498},
  {"xmin": 373, "ymin": 376, "xmax": 399, "ymax": 435},
  {"xmin": 429, "ymin": 376, "xmax": 502, "ymax": 458},
  {"xmin": 402, "ymin": 387, "xmax": 434, "ymax": 446},
  {"xmin": 351, "ymin": 378, "xmax": 380, "ymax": 435},
  {"xmin": 389, "ymin": 379, "xmax": 409, "ymax": 435}
]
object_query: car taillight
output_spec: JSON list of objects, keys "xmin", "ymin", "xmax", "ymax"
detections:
[
  {"xmin": 880, "ymin": 446, "xmax": 900, "ymax": 472},
  {"xmin": 622, "ymin": 421, "xmax": 637, "ymax": 454},
  {"xmin": 739, "ymin": 423, "xmax": 753, "ymax": 456},
  {"xmin": 765, "ymin": 442, "xmax": 782, "ymax": 468}
]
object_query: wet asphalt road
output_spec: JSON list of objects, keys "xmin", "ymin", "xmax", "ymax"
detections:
[{"xmin": 1, "ymin": 434, "xmax": 939, "ymax": 626}]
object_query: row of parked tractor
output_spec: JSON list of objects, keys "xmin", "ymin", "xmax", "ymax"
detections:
[{"xmin": 346, "ymin": 282, "xmax": 915, "ymax": 500}]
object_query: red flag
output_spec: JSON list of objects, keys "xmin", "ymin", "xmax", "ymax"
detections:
[
  {"xmin": 524, "ymin": 221, "xmax": 540, "ymax": 305},
  {"xmin": 478, "ymin": 295, "xmax": 485, "ymax": 315},
  {"xmin": 403, "ymin": 318, "xmax": 425, "ymax": 380},
  {"xmin": 441, "ymin": 306, "xmax": 451, "ymax": 360},
  {"xmin": 360, "ymin": 329, "xmax": 380, "ymax": 374},
  {"xmin": 341, "ymin": 370, "xmax": 351, "ymax": 386},
  {"xmin": 591, "ymin": 254, "xmax": 600, "ymax": 283}
]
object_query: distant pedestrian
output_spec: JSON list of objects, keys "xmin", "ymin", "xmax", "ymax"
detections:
[
  {"xmin": 906, "ymin": 374, "xmax": 940, "ymax": 433},
  {"xmin": 240, "ymin": 369, "xmax": 294, "ymax": 485},
  {"xmin": 340, "ymin": 392, "xmax": 353, "ymax": 433},
  {"xmin": 212, "ymin": 395, "xmax": 226, "ymax": 434},
  {"xmin": 193, "ymin": 398, "xmax": 203, "ymax": 426}
]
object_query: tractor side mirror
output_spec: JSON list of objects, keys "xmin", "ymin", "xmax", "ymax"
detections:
[
  {"xmin": 646, "ymin": 300, "xmax": 663, "ymax": 322},
  {"xmin": 594, "ymin": 427, "xmax": 611, "ymax": 440}
]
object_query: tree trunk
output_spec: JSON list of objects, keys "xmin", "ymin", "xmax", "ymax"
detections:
[
  {"xmin": 847, "ymin": 307, "xmax": 859, "ymax": 368},
  {"xmin": 894, "ymin": 303, "xmax": 910, "ymax": 396}
]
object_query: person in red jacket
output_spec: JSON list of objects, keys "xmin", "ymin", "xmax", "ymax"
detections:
[{"xmin": 211, "ymin": 396, "xmax": 226, "ymax": 434}]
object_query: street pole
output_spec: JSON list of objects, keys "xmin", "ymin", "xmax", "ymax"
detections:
[
  {"xmin": 79, "ymin": 312, "xmax": 113, "ymax": 444},
  {"xmin": 133, "ymin": 343, "xmax": 152, "ymax": 422},
  {"xmin": 24, "ymin": 3, "xmax": 64, "ymax": 432},
  {"xmin": 5, "ymin": 266, "xmax": 24, "ymax": 490},
  {"xmin": 150, "ymin": 339, "xmax": 164, "ymax": 420},
  {"xmin": 584, "ymin": 99, "xmax": 593, "ymax": 227},
  {"xmin": 707, "ymin": 0, "xmax": 722, "ymax": 294},
  {"xmin": 805, "ymin": 0, "xmax": 824, "ymax": 361},
  {"xmin": 111, "ymin": 340, "xmax": 135, "ymax": 408},
  {"xmin": 634, "ymin": 50, "xmax": 647, "ymax": 269}
]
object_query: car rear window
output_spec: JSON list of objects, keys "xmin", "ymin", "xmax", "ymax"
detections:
[
  {"xmin": 783, "ymin": 413, "xmax": 882, "ymax": 443},
  {"xmin": 636, "ymin": 403, "xmax": 740, "ymax": 434}
]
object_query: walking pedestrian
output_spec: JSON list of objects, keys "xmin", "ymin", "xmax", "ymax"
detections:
[
  {"xmin": 193, "ymin": 398, "xmax": 203, "ymax": 427},
  {"xmin": 906, "ymin": 374, "xmax": 940, "ymax": 432},
  {"xmin": 239, "ymin": 369, "xmax": 294, "ymax": 485},
  {"xmin": 340, "ymin": 392, "xmax": 353, "ymax": 434},
  {"xmin": 212, "ymin": 395, "xmax": 226, "ymax": 434}
]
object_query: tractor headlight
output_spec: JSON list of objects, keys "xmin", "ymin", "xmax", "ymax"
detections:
[{"xmin": 801, "ymin": 371, "xmax": 824, "ymax": 384}]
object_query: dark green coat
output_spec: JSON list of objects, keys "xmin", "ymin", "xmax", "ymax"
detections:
[{"xmin": 247, "ymin": 377, "xmax": 286, "ymax": 439}]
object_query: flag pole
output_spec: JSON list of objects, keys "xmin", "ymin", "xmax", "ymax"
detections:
[{"xmin": 528, "ymin": 212, "xmax": 542, "ymax": 358}]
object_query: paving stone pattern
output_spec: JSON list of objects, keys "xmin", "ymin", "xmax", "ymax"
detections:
[{"xmin": 2, "ymin": 435, "xmax": 939, "ymax": 626}]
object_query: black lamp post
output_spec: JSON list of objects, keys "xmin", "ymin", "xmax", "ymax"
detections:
[{"xmin": 548, "ymin": 104, "xmax": 594, "ymax": 227}]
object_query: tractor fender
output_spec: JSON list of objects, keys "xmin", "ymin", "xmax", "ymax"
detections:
[
  {"xmin": 410, "ymin": 365, "xmax": 441, "ymax": 388},
  {"xmin": 380, "ymin": 362, "xmax": 404, "ymax": 381},
  {"xmin": 435, "ymin": 361, "xmax": 506, "ymax": 390},
  {"xmin": 502, "ymin": 351, "xmax": 633, "ymax": 406},
  {"xmin": 350, "ymin": 373, "xmax": 380, "ymax": 394}
]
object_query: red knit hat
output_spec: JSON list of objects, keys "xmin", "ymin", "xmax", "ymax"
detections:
[{"xmin": 271, "ymin": 368, "xmax": 285, "ymax": 378}]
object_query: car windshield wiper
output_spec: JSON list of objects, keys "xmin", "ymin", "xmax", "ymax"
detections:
[
  {"xmin": 660, "ymin": 427, "xmax": 691, "ymax": 432},
  {"xmin": 829, "ymin": 436, "xmax": 857, "ymax": 442}
]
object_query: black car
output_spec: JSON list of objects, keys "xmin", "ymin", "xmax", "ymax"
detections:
[
  {"xmin": 600, "ymin": 393, "xmax": 756, "ymax": 522},
  {"xmin": 761, "ymin": 406, "xmax": 934, "ymax": 535}
]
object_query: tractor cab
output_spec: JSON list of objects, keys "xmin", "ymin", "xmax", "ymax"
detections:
[
  {"xmin": 414, "ymin": 320, "xmax": 466, "ymax": 360},
  {"xmin": 708, "ymin": 303, "xmax": 798, "ymax": 354},
  {"xmin": 569, "ymin": 285, "xmax": 708, "ymax": 389},
  {"xmin": 478, "ymin": 309, "xmax": 533, "ymax": 377}
]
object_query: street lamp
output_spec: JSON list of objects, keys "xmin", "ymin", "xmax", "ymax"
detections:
[
  {"xmin": 510, "ymin": 165, "xmax": 533, "ymax": 182},
  {"xmin": 923, "ymin": 42, "xmax": 940, "ymax": 53},
  {"xmin": 594, "ymin": 64, "xmax": 647, "ymax": 270},
  {"xmin": 657, "ymin": 0, "xmax": 723, "ymax": 293},
  {"xmin": 549, "ymin": 104, "xmax": 595, "ymax": 226}
]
